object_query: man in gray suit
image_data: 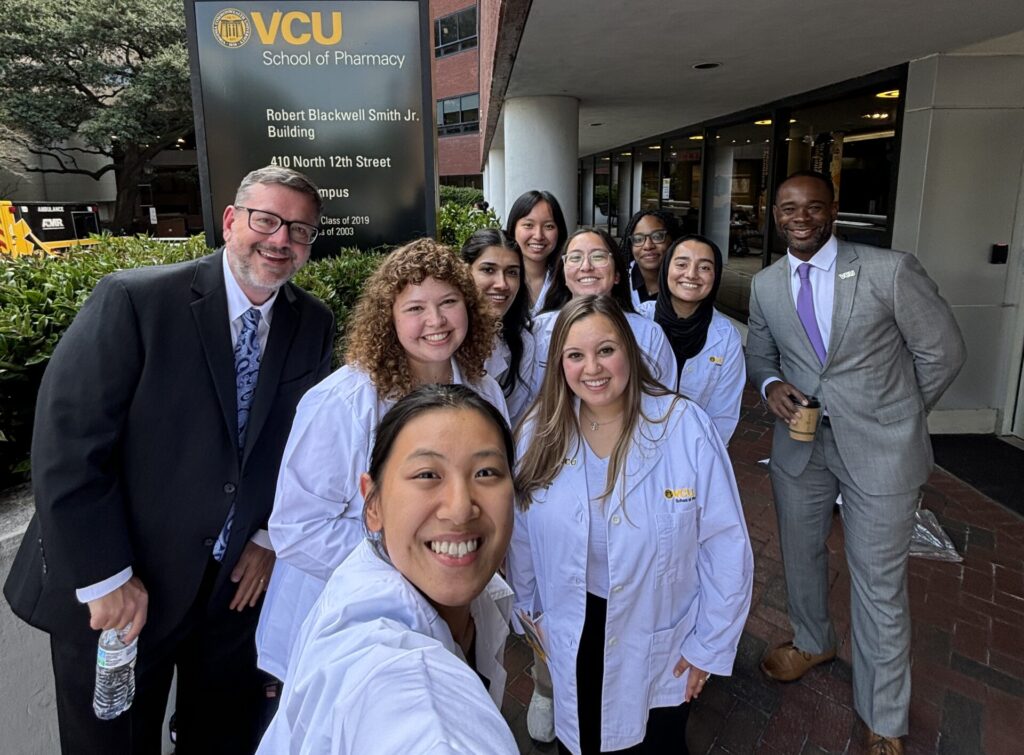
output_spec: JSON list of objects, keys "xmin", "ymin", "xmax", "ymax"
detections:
[{"xmin": 746, "ymin": 171, "xmax": 965, "ymax": 755}]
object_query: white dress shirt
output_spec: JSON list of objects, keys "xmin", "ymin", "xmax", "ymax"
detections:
[
  {"xmin": 76, "ymin": 251, "xmax": 277, "ymax": 603},
  {"xmin": 761, "ymin": 235, "xmax": 838, "ymax": 398}
]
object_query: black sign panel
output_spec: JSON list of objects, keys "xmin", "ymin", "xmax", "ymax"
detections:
[{"xmin": 185, "ymin": 0, "xmax": 436, "ymax": 255}]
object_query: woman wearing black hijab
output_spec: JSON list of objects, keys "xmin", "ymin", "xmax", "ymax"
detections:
[{"xmin": 645, "ymin": 234, "xmax": 746, "ymax": 443}]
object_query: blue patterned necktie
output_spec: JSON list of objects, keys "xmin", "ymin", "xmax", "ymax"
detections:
[{"xmin": 213, "ymin": 307, "xmax": 262, "ymax": 561}]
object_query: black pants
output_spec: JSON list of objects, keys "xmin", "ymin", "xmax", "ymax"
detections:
[
  {"xmin": 557, "ymin": 593, "xmax": 691, "ymax": 755},
  {"xmin": 49, "ymin": 558, "xmax": 263, "ymax": 755}
]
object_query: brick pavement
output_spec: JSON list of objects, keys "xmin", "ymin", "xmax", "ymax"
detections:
[{"xmin": 501, "ymin": 389, "xmax": 1024, "ymax": 754}]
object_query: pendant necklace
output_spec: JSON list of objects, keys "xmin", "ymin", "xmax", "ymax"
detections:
[{"xmin": 584, "ymin": 410, "xmax": 623, "ymax": 432}]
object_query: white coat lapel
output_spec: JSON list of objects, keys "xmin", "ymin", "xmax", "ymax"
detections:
[
  {"xmin": 824, "ymin": 243, "xmax": 860, "ymax": 369},
  {"xmin": 622, "ymin": 394, "xmax": 682, "ymax": 499}
]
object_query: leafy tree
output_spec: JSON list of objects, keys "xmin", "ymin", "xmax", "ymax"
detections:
[{"xmin": 0, "ymin": 0, "xmax": 192, "ymax": 231}]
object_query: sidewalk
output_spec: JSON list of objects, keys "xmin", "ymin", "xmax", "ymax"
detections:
[{"xmin": 501, "ymin": 389, "xmax": 1024, "ymax": 755}]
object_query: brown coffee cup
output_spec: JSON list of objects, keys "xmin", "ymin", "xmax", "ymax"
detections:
[{"xmin": 788, "ymin": 396, "xmax": 821, "ymax": 442}]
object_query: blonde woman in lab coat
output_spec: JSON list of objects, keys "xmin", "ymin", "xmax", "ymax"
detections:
[
  {"xmin": 257, "ymin": 385, "xmax": 518, "ymax": 753},
  {"xmin": 256, "ymin": 239, "xmax": 507, "ymax": 681},
  {"xmin": 510, "ymin": 295, "xmax": 753, "ymax": 754}
]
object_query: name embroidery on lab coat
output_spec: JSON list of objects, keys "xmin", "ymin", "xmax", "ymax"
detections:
[
  {"xmin": 563, "ymin": 457, "xmax": 577, "ymax": 466},
  {"xmin": 664, "ymin": 487, "xmax": 696, "ymax": 503},
  {"xmin": 709, "ymin": 355, "xmax": 723, "ymax": 365}
]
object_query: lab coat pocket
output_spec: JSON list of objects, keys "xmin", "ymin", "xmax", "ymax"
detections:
[
  {"xmin": 647, "ymin": 600, "xmax": 699, "ymax": 709},
  {"xmin": 655, "ymin": 509, "xmax": 699, "ymax": 587}
]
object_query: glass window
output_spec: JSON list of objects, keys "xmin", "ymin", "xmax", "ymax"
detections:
[
  {"xmin": 436, "ymin": 93, "xmax": 480, "ymax": 136},
  {"xmin": 434, "ymin": 6, "xmax": 477, "ymax": 57},
  {"xmin": 661, "ymin": 136, "xmax": 703, "ymax": 235},
  {"xmin": 782, "ymin": 83, "xmax": 901, "ymax": 253},
  {"xmin": 610, "ymin": 151, "xmax": 632, "ymax": 238},
  {"xmin": 594, "ymin": 156, "xmax": 612, "ymax": 232},
  {"xmin": 705, "ymin": 117, "xmax": 772, "ymax": 318},
  {"xmin": 634, "ymin": 143, "xmax": 662, "ymax": 213}
]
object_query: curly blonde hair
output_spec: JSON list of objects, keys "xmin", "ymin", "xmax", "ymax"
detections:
[{"xmin": 345, "ymin": 238, "xmax": 499, "ymax": 399}]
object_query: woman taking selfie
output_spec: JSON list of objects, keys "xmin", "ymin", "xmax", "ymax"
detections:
[
  {"xmin": 641, "ymin": 234, "xmax": 745, "ymax": 443},
  {"xmin": 462, "ymin": 228, "xmax": 537, "ymax": 424},
  {"xmin": 533, "ymin": 227, "xmax": 676, "ymax": 389},
  {"xmin": 618, "ymin": 210, "xmax": 680, "ymax": 307},
  {"xmin": 258, "ymin": 385, "xmax": 518, "ymax": 754},
  {"xmin": 505, "ymin": 190, "xmax": 569, "ymax": 316},
  {"xmin": 510, "ymin": 296, "xmax": 753, "ymax": 755},
  {"xmin": 256, "ymin": 239, "xmax": 506, "ymax": 680}
]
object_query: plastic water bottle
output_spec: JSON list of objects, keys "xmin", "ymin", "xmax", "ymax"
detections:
[{"xmin": 93, "ymin": 627, "xmax": 137, "ymax": 720}]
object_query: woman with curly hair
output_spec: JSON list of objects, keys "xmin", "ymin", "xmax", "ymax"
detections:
[{"xmin": 255, "ymin": 238, "xmax": 507, "ymax": 681}]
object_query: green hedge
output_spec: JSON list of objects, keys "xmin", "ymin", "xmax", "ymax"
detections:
[
  {"xmin": 439, "ymin": 185, "xmax": 484, "ymax": 207},
  {"xmin": 436, "ymin": 202, "xmax": 501, "ymax": 249},
  {"xmin": 0, "ymin": 236, "xmax": 381, "ymax": 486}
]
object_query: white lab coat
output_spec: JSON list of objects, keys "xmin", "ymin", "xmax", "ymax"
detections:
[
  {"xmin": 507, "ymin": 392, "xmax": 753, "ymax": 755},
  {"xmin": 484, "ymin": 328, "xmax": 538, "ymax": 426},
  {"xmin": 257, "ymin": 540, "xmax": 518, "ymax": 754},
  {"xmin": 531, "ymin": 309, "xmax": 677, "ymax": 392},
  {"xmin": 256, "ymin": 362, "xmax": 509, "ymax": 679},
  {"xmin": 529, "ymin": 270, "xmax": 555, "ymax": 317},
  {"xmin": 637, "ymin": 303, "xmax": 746, "ymax": 443}
]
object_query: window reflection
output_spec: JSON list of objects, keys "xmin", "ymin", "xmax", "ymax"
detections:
[
  {"xmin": 635, "ymin": 143, "xmax": 662, "ymax": 212},
  {"xmin": 594, "ymin": 156, "xmax": 611, "ymax": 232},
  {"xmin": 661, "ymin": 138, "xmax": 702, "ymax": 235},
  {"xmin": 706, "ymin": 118, "xmax": 771, "ymax": 317}
]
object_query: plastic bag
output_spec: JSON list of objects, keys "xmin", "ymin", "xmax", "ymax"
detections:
[{"xmin": 910, "ymin": 509, "xmax": 962, "ymax": 562}]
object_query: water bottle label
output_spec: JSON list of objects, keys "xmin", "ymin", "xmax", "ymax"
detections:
[{"xmin": 97, "ymin": 641, "xmax": 138, "ymax": 668}]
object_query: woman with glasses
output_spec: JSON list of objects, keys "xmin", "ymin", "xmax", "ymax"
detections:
[
  {"xmin": 639, "ymin": 234, "xmax": 745, "ymax": 443},
  {"xmin": 618, "ymin": 210, "xmax": 681, "ymax": 307},
  {"xmin": 462, "ymin": 229, "xmax": 537, "ymax": 425},
  {"xmin": 255, "ymin": 239, "xmax": 509, "ymax": 683},
  {"xmin": 505, "ymin": 190, "xmax": 570, "ymax": 316},
  {"xmin": 533, "ymin": 227, "xmax": 676, "ymax": 390},
  {"xmin": 509, "ymin": 296, "xmax": 753, "ymax": 754}
]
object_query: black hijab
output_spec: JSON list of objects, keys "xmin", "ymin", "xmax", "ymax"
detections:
[{"xmin": 654, "ymin": 234, "xmax": 723, "ymax": 375}]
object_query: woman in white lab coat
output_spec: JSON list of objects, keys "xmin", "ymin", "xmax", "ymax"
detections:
[
  {"xmin": 533, "ymin": 227, "xmax": 677, "ymax": 390},
  {"xmin": 462, "ymin": 228, "xmax": 538, "ymax": 425},
  {"xmin": 618, "ymin": 209, "xmax": 681, "ymax": 307},
  {"xmin": 509, "ymin": 295, "xmax": 753, "ymax": 755},
  {"xmin": 257, "ymin": 385, "xmax": 519, "ymax": 754},
  {"xmin": 638, "ymin": 234, "xmax": 745, "ymax": 443},
  {"xmin": 505, "ymin": 190, "xmax": 569, "ymax": 316},
  {"xmin": 256, "ymin": 239, "xmax": 508, "ymax": 680}
]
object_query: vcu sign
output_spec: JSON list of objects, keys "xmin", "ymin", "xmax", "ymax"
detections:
[{"xmin": 213, "ymin": 8, "xmax": 343, "ymax": 47}]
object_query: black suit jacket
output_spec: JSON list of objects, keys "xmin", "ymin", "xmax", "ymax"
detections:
[{"xmin": 4, "ymin": 251, "xmax": 334, "ymax": 644}]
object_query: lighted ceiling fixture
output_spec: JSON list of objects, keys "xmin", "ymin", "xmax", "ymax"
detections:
[
  {"xmin": 844, "ymin": 129, "xmax": 896, "ymax": 143},
  {"xmin": 755, "ymin": 119, "xmax": 772, "ymax": 125},
  {"xmin": 688, "ymin": 135, "xmax": 704, "ymax": 141},
  {"xmin": 693, "ymin": 62, "xmax": 720, "ymax": 70},
  {"xmin": 649, "ymin": 145, "xmax": 661, "ymax": 150},
  {"xmin": 862, "ymin": 112, "xmax": 889, "ymax": 120},
  {"xmin": 620, "ymin": 152, "xmax": 632, "ymax": 156},
  {"xmin": 876, "ymin": 89, "xmax": 900, "ymax": 99}
]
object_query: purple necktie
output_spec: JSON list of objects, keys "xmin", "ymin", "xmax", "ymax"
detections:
[{"xmin": 797, "ymin": 263, "xmax": 827, "ymax": 364}]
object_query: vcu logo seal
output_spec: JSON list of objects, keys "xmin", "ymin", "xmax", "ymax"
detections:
[{"xmin": 213, "ymin": 8, "xmax": 251, "ymax": 48}]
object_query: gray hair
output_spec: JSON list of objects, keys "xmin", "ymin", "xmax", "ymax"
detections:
[{"xmin": 234, "ymin": 165, "xmax": 324, "ymax": 217}]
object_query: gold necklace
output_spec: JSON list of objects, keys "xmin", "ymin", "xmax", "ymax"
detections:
[{"xmin": 583, "ymin": 409, "xmax": 623, "ymax": 432}]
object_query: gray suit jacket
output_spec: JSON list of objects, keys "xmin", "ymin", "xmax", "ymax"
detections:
[{"xmin": 745, "ymin": 241, "xmax": 966, "ymax": 495}]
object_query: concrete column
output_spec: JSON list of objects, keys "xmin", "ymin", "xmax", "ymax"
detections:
[
  {"xmin": 892, "ymin": 41, "xmax": 1024, "ymax": 432},
  {"xmin": 504, "ymin": 96, "xmax": 579, "ymax": 231},
  {"xmin": 485, "ymin": 147, "xmax": 506, "ymax": 223}
]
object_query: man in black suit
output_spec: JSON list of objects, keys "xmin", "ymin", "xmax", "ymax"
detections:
[{"xmin": 4, "ymin": 166, "xmax": 334, "ymax": 753}]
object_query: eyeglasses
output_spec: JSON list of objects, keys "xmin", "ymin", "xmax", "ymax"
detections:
[
  {"xmin": 236, "ymin": 206, "xmax": 319, "ymax": 245},
  {"xmin": 563, "ymin": 250, "xmax": 613, "ymax": 268},
  {"xmin": 628, "ymin": 230, "xmax": 669, "ymax": 246}
]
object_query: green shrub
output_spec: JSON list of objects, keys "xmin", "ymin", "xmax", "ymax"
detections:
[
  {"xmin": 439, "ymin": 185, "xmax": 484, "ymax": 207},
  {"xmin": 0, "ymin": 236, "xmax": 380, "ymax": 486},
  {"xmin": 436, "ymin": 202, "xmax": 500, "ymax": 250}
]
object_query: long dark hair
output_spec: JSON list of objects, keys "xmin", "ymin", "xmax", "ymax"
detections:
[
  {"xmin": 540, "ymin": 227, "xmax": 636, "ymax": 314},
  {"xmin": 461, "ymin": 228, "xmax": 532, "ymax": 398},
  {"xmin": 504, "ymin": 190, "xmax": 569, "ymax": 273}
]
